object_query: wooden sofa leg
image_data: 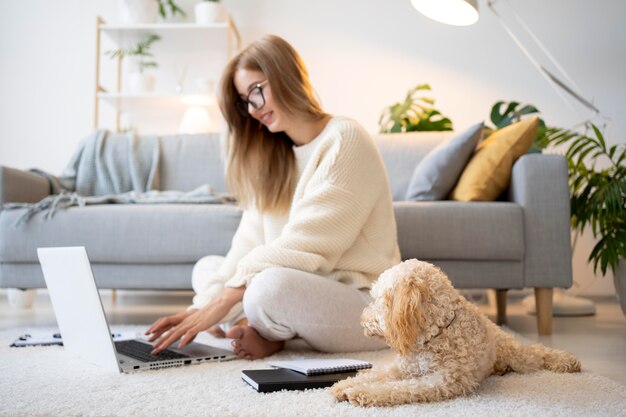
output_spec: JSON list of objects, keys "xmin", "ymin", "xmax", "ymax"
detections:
[
  {"xmin": 535, "ymin": 288, "xmax": 553, "ymax": 335},
  {"xmin": 495, "ymin": 289, "xmax": 508, "ymax": 325}
]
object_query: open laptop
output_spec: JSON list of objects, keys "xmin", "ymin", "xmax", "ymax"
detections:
[{"xmin": 37, "ymin": 246, "xmax": 236, "ymax": 373}]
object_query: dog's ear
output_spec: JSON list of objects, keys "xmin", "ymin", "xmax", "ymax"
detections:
[{"xmin": 384, "ymin": 274, "xmax": 428, "ymax": 356}]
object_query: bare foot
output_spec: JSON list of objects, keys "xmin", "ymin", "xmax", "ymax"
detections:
[
  {"xmin": 207, "ymin": 325, "xmax": 225, "ymax": 338},
  {"xmin": 225, "ymin": 325, "xmax": 284, "ymax": 360}
]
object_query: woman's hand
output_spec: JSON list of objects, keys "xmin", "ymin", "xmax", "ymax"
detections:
[
  {"xmin": 144, "ymin": 309, "xmax": 195, "ymax": 343},
  {"xmin": 149, "ymin": 286, "xmax": 245, "ymax": 355}
]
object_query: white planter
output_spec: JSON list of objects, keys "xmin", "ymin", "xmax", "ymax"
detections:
[
  {"xmin": 128, "ymin": 72, "xmax": 155, "ymax": 93},
  {"xmin": 118, "ymin": 0, "xmax": 159, "ymax": 24},
  {"xmin": 7, "ymin": 289, "xmax": 36, "ymax": 309},
  {"xmin": 194, "ymin": 2, "xmax": 227, "ymax": 24}
]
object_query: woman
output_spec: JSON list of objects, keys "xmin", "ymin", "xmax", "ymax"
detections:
[{"xmin": 146, "ymin": 35, "xmax": 400, "ymax": 360}]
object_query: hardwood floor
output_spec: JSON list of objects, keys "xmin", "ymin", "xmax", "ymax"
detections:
[{"xmin": 1, "ymin": 289, "xmax": 624, "ymax": 385}]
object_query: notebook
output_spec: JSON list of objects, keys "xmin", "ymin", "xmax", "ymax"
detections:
[
  {"xmin": 267, "ymin": 358, "xmax": 372, "ymax": 375},
  {"xmin": 241, "ymin": 368, "xmax": 356, "ymax": 393}
]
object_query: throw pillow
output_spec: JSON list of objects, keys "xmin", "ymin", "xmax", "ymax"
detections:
[
  {"xmin": 449, "ymin": 117, "xmax": 539, "ymax": 201},
  {"xmin": 405, "ymin": 122, "xmax": 484, "ymax": 201}
]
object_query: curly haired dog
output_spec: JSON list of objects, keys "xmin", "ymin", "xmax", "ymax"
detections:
[{"xmin": 331, "ymin": 259, "xmax": 581, "ymax": 407}]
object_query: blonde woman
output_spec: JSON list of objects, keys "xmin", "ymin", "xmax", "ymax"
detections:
[{"xmin": 146, "ymin": 35, "xmax": 400, "ymax": 360}]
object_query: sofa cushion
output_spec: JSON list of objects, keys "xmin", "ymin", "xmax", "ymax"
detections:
[
  {"xmin": 1, "ymin": 201, "xmax": 522, "ymax": 265},
  {"xmin": 158, "ymin": 133, "xmax": 228, "ymax": 192},
  {"xmin": 394, "ymin": 201, "xmax": 524, "ymax": 260},
  {"xmin": 374, "ymin": 131, "xmax": 453, "ymax": 201},
  {"xmin": 0, "ymin": 263, "xmax": 195, "ymax": 290},
  {"xmin": 0, "ymin": 204, "xmax": 242, "ymax": 264},
  {"xmin": 450, "ymin": 117, "xmax": 539, "ymax": 201},
  {"xmin": 405, "ymin": 122, "xmax": 484, "ymax": 201}
]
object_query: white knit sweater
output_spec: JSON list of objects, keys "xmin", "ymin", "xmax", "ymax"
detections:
[{"xmin": 192, "ymin": 116, "xmax": 400, "ymax": 312}]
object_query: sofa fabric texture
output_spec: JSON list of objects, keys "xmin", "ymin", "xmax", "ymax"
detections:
[{"xmin": 0, "ymin": 127, "xmax": 572, "ymax": 294}]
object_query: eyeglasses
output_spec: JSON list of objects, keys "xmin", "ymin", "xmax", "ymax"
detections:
[{"xmin": 236, "ymin": 80, "xmax": 269, "ymax": 116}]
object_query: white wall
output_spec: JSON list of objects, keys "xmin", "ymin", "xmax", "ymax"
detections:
[{"xmin": 1, "ymin": 0, "xmax": 624, "ymax": 296}]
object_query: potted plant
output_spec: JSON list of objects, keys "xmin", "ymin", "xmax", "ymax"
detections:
[
  {"xmin": 484, "ymin": 100, "xmax": 549, "ymax": 153},
  {"xmin": 107, "ymin": 34, "xmax": 161, "ymax": 93},
  {"xmin": 546, "ymin": 124, "xmax": 626, "ymax": 314},
  {"xmin": 379, "ymin": 84, "xmax": 453, "ymax": 133},
  {"xmin": 194, "ymin": 0, "xmax": 227, "ymax": 24},
  {"xmin": 118, "ymin": 0, "xmax": 186, "ymax": 24},
  {"xmin": 118, "ymin": 0, "xmax": 159, "ymax": 24},
  {"xmin": 157, "ymin": 0, "xmax": 187, "ymax": 21}
]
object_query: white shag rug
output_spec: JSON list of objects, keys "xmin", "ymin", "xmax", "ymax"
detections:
[{"xmin": 1, "ymin": 325, "xmax": 625, "ymax": 417}]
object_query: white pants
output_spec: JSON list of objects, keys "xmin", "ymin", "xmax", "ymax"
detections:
[{"xmin": 192, "ymin": 256, "xmax": 387, "ymax": 352}]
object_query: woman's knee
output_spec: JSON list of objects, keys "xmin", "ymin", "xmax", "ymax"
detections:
[
  {"xmin": 191, "ymin": 255, "xmax": 224, "ymax": 293},
  {"xmin": 242, "ymin": 268, "xmax": 300, "ymax": 340},
  {"xmin": 243, "ymin": 268, "xmax": 295, "ymax": 308}
]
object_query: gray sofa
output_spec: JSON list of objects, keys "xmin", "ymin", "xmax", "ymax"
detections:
[{"xmin": 0, "ymin": 131, "xmax": 572, "ymax": 334}]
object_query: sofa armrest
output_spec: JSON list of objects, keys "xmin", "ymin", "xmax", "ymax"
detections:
[
  {"xmin": 509, "ymin": 154, "xmax": 572, "ymax": 288},
  {"xmin": 0, "ymin": 166, "xmax": 51, "ymax": 206}
]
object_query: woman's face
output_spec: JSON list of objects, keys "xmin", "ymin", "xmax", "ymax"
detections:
[{"xmin": 233, "ymin": 68, "xmax": 286, "ymax": 133}]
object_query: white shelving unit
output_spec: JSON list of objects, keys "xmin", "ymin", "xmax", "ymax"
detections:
[
  {"xmin": 96, "ymin": 92, "xmax": 217, "ymax": 112},
  {"xmin": 94, "ymin": 16, "xmax": 240, "ymax": 132}
]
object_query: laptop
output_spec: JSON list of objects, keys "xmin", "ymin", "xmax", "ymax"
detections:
[{"xmin": 37, "ymin": 246, "xmax": 236, "ymax": 373}]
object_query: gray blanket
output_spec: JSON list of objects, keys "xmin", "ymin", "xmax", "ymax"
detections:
[
  {"xmin": 6, "ymin": 185, "xmax": 236, "ymax": 226},
  {"xmin": 3, "ymin": 129, "xmax": 235, "ymax": 226},
  {"xmin": 53, "ymin": 129, "xmax": 160, "ymax": 196}
]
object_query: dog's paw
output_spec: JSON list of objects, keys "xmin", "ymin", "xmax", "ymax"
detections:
[
  {"xmin": 544, "ymin": 350, "xmax": 582, "ymax": 373},
  {"xmin": 342, "ymin": 387, "xmax": 377, "ymax": 407},
  {"xmin": 329, "ymin": 378, "xmax": 354, "ymax": 402},
  {"xmin": 331, "ymin": 383, "xmax": 381, "ymax": 407}
]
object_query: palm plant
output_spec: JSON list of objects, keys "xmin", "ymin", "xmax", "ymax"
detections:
[
  {"xmin": 546, "ymin": 124, "xmax": 626, "ymax": 276},
  {"xmin": 379, "ymin": 84, "xmax": 453, "ymax": 133}
]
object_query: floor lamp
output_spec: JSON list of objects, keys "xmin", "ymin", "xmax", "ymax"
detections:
[{"xmin": 410, "ymin": 0, "xmax": 599, "ymax": 315}]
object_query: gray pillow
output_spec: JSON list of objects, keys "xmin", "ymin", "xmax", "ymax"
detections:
[{"xmin": 405, "ymin": 122, "xmax": 484, "ymax": 201}]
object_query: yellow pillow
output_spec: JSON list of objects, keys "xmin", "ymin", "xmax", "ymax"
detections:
[{"xmin": 450, "ymin": 117, "xmax": 539, "ymax": 201}]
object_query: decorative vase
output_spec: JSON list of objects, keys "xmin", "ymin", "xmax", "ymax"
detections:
[
  {"xmin": 118, "ymin": 0, "xmax": 159, "ymax": 24},
  {"xmin": 194, "ymin": 1, "xmax": 227, "ymax": 24},
  {"xmin": 7, "ymin": 288, "xmax": 36, "ymax": 309},
  {"xmin": 614, "ymin": 261, "xmax": 626, "ymax": 316},
  {"xmin": 128, "ymin": 72, "xmax": 155, "ymax": 93}
]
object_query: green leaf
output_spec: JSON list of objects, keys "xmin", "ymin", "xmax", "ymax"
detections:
[
  {"xmin": 489, "ymin": 100, "xmax": 541, "ymax": 130},
  {"xmin": 591, "ymin": 123, "xmax": 606, "ymax": 150},
  {"xmin": 378, "ymin": 84, "xmax": 454, "ymax": 133}
]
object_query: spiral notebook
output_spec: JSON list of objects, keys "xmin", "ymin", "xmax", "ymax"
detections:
[{"xmin": 267, "ymin": 358, "xmax": 372, "ymax": 376}]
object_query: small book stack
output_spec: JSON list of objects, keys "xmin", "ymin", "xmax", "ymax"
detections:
[{"xmin": 241, "ymin": 358, "xmax": 372, "ymax": 393}]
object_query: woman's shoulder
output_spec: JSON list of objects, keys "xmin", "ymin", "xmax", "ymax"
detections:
[
  {"xmin": 322, "ymin": 116, "xmax": 375, "ymax": 151},
  {"xmin": 313, "ymin": 117, "xmax": 388, "ymax": 189},
  {"xmin": 325, "ymin": 116, "xmax": 368, "ymax": 138},
  {"xmin": 328, "ymin": 117, "xmax": 383, "ymax": 165}
]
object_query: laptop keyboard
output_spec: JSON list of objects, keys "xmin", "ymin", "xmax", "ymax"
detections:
[{"xmin": 115, "ymin": 340, "xmax": 188, "ymax": 362}]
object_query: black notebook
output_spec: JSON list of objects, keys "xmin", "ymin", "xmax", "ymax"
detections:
[
  {"xmin": 267, "ymin": 358, "xmax": 372, "ymax": 375},
  {"xmin": 241, "ymin": 368, "xmax": 356, "ymax": 393}
]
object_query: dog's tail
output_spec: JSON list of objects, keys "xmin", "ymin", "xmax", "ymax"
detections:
[{"xmin": 491, "ymin": 324, "xmax": 581, "ymax": 374}]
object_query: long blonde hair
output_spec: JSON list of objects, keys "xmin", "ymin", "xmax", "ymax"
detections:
[{"xmin": 218, "ymin": 35, "xmax": 326, "ymax": 214}]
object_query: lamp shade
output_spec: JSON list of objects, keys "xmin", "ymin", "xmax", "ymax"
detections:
[
  {"xmin": 411, "ymin": 0, "xmax": 479, "ymax": 26},
  {"xmin": 178, "ymin": 106, "xmax": 213, "ymax": 134}
]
